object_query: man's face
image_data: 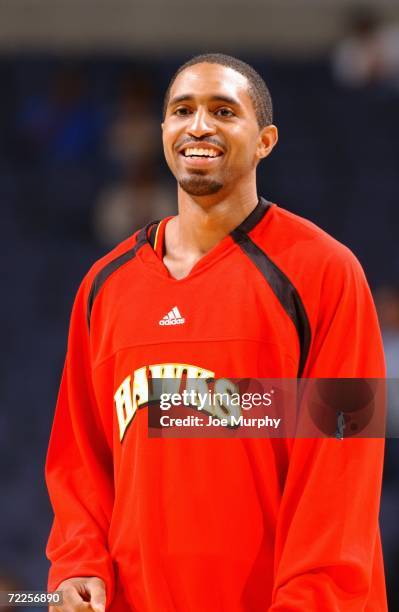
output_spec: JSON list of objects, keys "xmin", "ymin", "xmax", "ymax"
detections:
[{"xmin": 162, "ymin": 63, "xmax": 266, "ymax": 197}]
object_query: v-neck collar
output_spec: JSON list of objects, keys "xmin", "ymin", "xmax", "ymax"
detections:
[{"xmin": 139, "ymin": 197, "xmax": 271, "ymax": 282}]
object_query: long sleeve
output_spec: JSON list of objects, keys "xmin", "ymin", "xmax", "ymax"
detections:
[
  {"xmin": 270, "ymin": 249, "xmax": 387, "ymax": 610},
  {"xmin": 45, "ymin": 277, "xmax": 115, "ymax": 605}
]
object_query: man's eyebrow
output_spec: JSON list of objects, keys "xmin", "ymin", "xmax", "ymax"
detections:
[{"xmin": 168, "ymin": 94, "xmax": 240, "ymax": 107}]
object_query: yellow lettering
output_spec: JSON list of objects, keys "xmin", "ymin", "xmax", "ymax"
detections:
[
  {"xmin": 114, "ymin": 376, "xmax": 135, "ymax": 441},
  {"xmin": 114, "ymin": 363, "xmax": 216, "ymax": 442}
]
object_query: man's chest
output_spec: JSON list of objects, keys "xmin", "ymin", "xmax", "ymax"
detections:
[
  {"xmin": 89, "ymin": 256, "xmax": 300, "ymax": 378},
  {"xmin": 88, "ymin": 246, "xmax": 304, "ymax": 449}
]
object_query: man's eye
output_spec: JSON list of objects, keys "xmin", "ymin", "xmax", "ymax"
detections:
[
  {"xmin": 174, "ymin": 107, "xmax": 191, "ymax": 116},
  {"xmin": 215, "ymin": 108, "xmax": 234, "ymax": 117}
]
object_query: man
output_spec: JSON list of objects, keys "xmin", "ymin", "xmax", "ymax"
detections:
[{"xmin": 46, "ymin": 54, "xmax": 387, "ymax": 611}]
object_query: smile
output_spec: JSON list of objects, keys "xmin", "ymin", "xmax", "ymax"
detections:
[{"xmin": 183, "ymin": 147, "xmax": 222, "ymax": 158}]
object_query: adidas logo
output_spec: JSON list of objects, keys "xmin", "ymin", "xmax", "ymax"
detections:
[{"xmin": 159, "ymin": 306, "xmax": 185, "ymax": 326}]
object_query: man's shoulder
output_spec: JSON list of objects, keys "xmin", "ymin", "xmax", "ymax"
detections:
[
  {"xmin": 258, "ymin": 203, "xmax": 361, "ymax": 273},
  {"xmin": 84, "ymin": 228, "xmax": 145, "ymax": 287},
  {"xmin": 71, "ymin": 226, "xmax": 153, "ymax": 327}
]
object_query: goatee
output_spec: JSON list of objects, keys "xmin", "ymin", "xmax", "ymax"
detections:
[{"xmin": 179, "ymin": 175, "xmax": 223, "ymax": 196}]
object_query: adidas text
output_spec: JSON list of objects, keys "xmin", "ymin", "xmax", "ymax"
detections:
[{"xmin": 159, "ymin": 306, "xmax": 185, "ymax": 326}]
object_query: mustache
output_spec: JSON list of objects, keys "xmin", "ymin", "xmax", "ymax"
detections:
[{"xmin": 175, "ymin": 136, "xmax": 226, "ymax": 152}]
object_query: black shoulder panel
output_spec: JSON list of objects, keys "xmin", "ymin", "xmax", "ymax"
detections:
[
  {"xmin": 87, "ymin": 225, "xmax": 148, "ymax": 330},
  {"xmin": 231, "ymin": 217, "xmax": 311, "ymax": 378},
  {"xmin": 235, "ymin": 197, "xmax": 271, "ymax": 233}
]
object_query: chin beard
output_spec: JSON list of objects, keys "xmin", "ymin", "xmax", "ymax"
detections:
[{"xmin": 179, "ymin": 175, "xmax": 223, "ymax": 196}]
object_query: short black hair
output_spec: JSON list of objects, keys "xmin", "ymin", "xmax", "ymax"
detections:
[{"xmin": 163, "ymin": 53, "xmax": 273, "ymax": 128}]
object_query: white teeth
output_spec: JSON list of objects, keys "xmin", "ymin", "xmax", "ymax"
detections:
[{"xmin": 184, "ymin": 147, "xmax": 219, "ymax": 157}]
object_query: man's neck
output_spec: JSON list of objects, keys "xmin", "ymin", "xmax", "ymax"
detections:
[{"xmin": 166, "ymin": 184, "xmax": 259, "ymax": 258}]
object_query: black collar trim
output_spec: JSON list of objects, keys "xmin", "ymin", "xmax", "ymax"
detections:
[
  {"xmin": 146, "ymin": 197, "xmax": 271, "ymax": 252},
  {"xmin": 234, "ymin": 197, "xmax": 271, "ymax": 235}
]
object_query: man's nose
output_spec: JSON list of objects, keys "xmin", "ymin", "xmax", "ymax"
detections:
[{"xmin": 186, "ymin": 108, "xmax": 216, "ymax": 138}]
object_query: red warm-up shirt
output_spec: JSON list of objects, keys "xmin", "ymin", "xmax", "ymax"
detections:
[{"xmin": 46, "ymin": 199, "xmax": 387, "ymax": 611}]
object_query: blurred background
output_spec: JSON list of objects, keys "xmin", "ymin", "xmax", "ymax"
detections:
[{"xmin": 0, "ymin": 0, "xmax": 398, "ymax": 609}]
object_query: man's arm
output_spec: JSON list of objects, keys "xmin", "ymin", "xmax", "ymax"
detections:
[
  {"xmin": 46, "ymin": 277, "xmax": 115, "ymax": 610},
  {"xmin": 270, "ymin": 249, "xmax": 387, "ymax": 610}
]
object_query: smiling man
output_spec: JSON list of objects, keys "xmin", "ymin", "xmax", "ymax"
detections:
[
  {"xmin": 46, "ymin": 54, "xmax": 387, "ymax": 611},
  {"xmin": 160, "ymin": 57, "xmax": 278, "ymax": 281}
]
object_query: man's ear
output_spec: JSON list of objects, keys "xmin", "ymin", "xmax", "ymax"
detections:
[{"xmin": 256, "ymin": 124, "xmax": 278, "ymax": 160}]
